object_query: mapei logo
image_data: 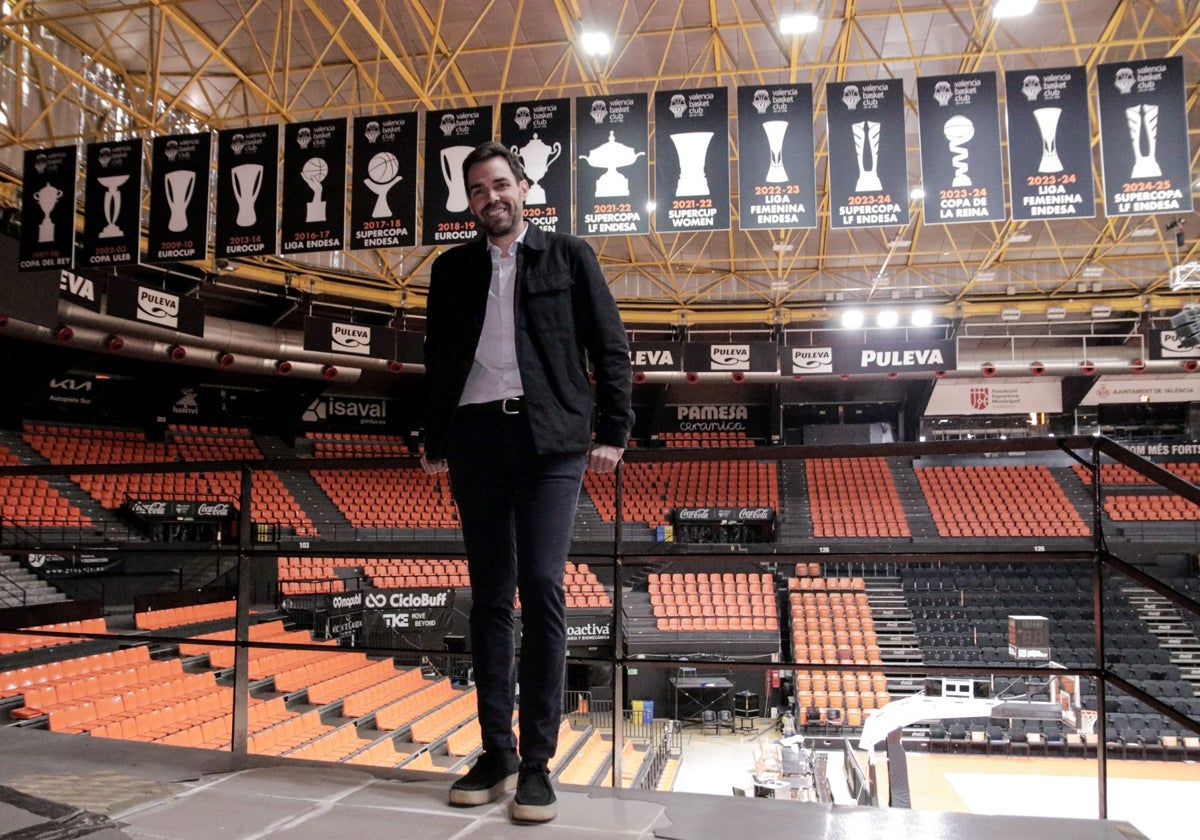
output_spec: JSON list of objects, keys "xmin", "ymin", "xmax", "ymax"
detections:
[
  {"xmin": 970, "ymin": 387, "xmax": 990, "ymax": 411},
  {"xmin": 710, "ymin": 344, "xmax": 750, "ymax": 370}
]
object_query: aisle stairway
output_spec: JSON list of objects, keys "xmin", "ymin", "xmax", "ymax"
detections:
[
  {"xmin": 0, "ymin": 555, "xmax": 67, "ymax": 607},
  {"xmin": 1123, "ymin": 583, "xmax": 1200, "ymax": 696}
]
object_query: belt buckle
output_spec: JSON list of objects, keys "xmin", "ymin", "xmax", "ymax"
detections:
[{"xmin": 501, "ymin": 397, "xmax": 521, "ymax": 415}]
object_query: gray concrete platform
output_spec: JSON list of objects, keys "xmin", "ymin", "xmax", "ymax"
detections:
[{"xmin": 0, "ymin": 728, "xmax": 1147, "ymax": 840}]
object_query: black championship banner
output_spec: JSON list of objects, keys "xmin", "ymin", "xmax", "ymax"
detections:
[
  {"xmin": 826, "ymin": 79, "xmax": 909, "ymax": 229},
  {"xmin": 575, "ymin": 93, "xmax": 650, "ymax": 236},
  {"xmin": 832, "ymin": 338, "xmax": 956, "ymax": 375},
  {"xmin": 422, "ymin": 106, "xmax": 493, "ymax": 246},
  {"xmin": 147, "ymin": 133, "xmax": 212, "ymax": 263},
  {"xmin": 56, "ymin": 267, "xmax": 103, "ymax": 313},
  {"xmin": 215, "ymin": 124, "xmax": 279, "ymax": 258},
  {"xmin": 19, "ymin": 145, "xmax": 76, "ymax": 271},
  {"xmin": 654, "ymin": 87, "xmax": 730, "ymax": 233},
  {"xmin": 303, "ymin": 316, "xmax": 395, "ymax": 360},
  {"xmin": 1005, "ymin": 66, "xmax": 1095, "ymax": 222},
  {"xmin": 501, "ymin": 98, "xmax": 571, "ymax": 234},
  {"xmin": 81, "ymin": 139, "xmax": 142, "ymax": 267},
  {"xmin": 1097, "ymin": 56, "xmax": 1193, "ymax": 217},
  {"xmin": 917, "ymin": 72, "xmax": 1006, "ymax": 225},
  {"xmin": 350, "ymin": 113, "xmax": 417, "ymax": 249},
  {"xmin": 629, "ymin": 341, "xmax": 683, "ymax": 372},
  {"xmin": 106, "ymin": 276, "xmax": 205, "ymax": 337},
  {"xmin": 736, "ymin": 83, "xmax": 817, "ymax": 230},
  {"xmin": 682, "ymin": 342, "xmax": 779, "ymax": 373},
  {"xmin": 281, "ymin": 119, "xmax": 347, "ymax": 254}
]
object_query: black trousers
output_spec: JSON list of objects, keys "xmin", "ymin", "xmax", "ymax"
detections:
[{"xmin": 446, "ymin": 407, "xmax": 586, "ymax": 764}]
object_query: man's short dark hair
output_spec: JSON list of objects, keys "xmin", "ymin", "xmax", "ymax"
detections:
[{"xmin": 462, "ymin": 140, "xmax": 526, "ymax": 186}]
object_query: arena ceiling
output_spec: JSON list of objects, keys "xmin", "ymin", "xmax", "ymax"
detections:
[{"xmin": 2, "ymin": 0, "xmax": 1199, "ymax": 333}]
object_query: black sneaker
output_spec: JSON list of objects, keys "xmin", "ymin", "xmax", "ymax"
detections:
[
  {"xmin": 448, "ymin": 750, "xmax": 520, "ymax": 806},
  {"xmin": 510, "ymin": 763, "xmax": 557, "ymax": 823}
]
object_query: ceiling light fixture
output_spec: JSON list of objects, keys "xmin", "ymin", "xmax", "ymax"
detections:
[
  {"xmin": 993, "ymin": 0, "xmax": 1037, "ymax": 18},
  {"xmin": 841, "ymin": 310, "xmax": 864, "ymax": 329},
  {"xmin": 876, "ymin": 310, "xmax": 899, "ymax": 328},
  {"xmin": 780, "ymin": 14, "xmax": 819, "ymax": 34},
  {"xmin": 580, "ymin": 31, "xmax": 611, "ymax": 56},
  {"xmin": 1008, "ymin": 231, "xmax": 1033, "ymax": 243},
  {"xmin": 911, "ymin": 309, "xmax": 933, "ymax": 327},
  {"xmin": 1001, "ymin": 307, "xmax": 1021, "ymax": 321},
  {"xmin": 909, "ymin": 187, "xmax": 925, "ymax": 200},
  {"xmin": 1046, "ymin": 305, "xmax": 1067, "ymax": 320}
]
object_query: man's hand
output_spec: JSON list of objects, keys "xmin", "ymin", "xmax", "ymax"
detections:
[
  {"xmin": 587, "ymin": 443, "xmax": 623, "ymax": 473},
  {"xmin": 420, "ymin": 454, "xmax": 448, "ymax": 474}
]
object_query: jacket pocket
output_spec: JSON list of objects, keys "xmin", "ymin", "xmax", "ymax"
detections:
[{"xmin": 523, "ymin": 271, "xmax": 575, "ymax": 335}]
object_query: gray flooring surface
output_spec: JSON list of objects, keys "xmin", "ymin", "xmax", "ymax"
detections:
[{"xmin": 0, "ymin": 727, "xmax": 1148, "ymax": 840}]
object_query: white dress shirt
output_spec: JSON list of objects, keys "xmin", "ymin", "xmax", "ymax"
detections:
[{"xmin": 458, "ymin": 225, "xmax": 529, "ymax": 406}]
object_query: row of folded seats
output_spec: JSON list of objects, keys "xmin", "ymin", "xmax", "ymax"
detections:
[
  {"xmin": 649, "ymin": 571, "xmax": 778, "ymax": 632},
  {"xmin": 135, "ymin": 600, "xmax": 237, "ymax": 630},
  {"xmin": 922, "ymin": 717, "xmax": 1200, "ymax": 759},
  {"xmin": 790, "ymin": 579, "xmax": 881, "ymax": 666},
  {"xmin": 0, "ymin": 618, "xmax": 107, "ymax": 655}
]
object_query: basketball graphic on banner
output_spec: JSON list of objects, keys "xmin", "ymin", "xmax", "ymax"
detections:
[{"xmin": 368, "ymin": 152, "xmax": 399, "ymax": 184}]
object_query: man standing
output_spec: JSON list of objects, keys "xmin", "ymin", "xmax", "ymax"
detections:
[{"xmin": 421, "ymin": 141, "xmax": 633, "ymax": 822}]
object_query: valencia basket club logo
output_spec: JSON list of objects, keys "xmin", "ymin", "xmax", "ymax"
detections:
[{"xmin": 970, "ymin": 387, "xmax": 990, "ymax": 411}]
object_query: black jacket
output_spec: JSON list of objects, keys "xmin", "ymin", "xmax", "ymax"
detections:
[{"xmin": 423, "ymin": 224, "xmax": 633, "ymax": 459}]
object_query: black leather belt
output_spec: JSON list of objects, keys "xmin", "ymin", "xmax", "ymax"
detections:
[{"xmin": 459, "ymin": 397, "xmax": 525, "ymax": 415}]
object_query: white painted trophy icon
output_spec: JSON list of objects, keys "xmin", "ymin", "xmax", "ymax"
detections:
[
  {"xmin": 762, "ymin": 120, "xmax": 789, "ymax": 183},
  {"xmin": 33, "ymin": 183, "xmax": 62, "ymax": 243},
  {"xmin": 1032, "ymin": 107, "xmax": 1063, "ymax": 173},
  {"xmin": 301, "ymin": 158, "xmax": 329, "ymax": 223},
  {"xmin": 579, "ymin": 131, "xmax": 645, "ymax": 198},
  {"xmin": 1126, "ymin": 104, "xmax": 1162, "ymax": 179},
  {"xmin": 230, "ymin": 162, "xmax": 263, "ymax": 227},
  {"xmin": 364, "ymin": 151, "xmax": 401, "ymax": 218},
  {"xmin": 163, "ymin": 170, "xmax": 196, "ymax": 232},
  {"xmin": 512, "ymin": 133, "xmax": 561, "ymax": 205},
  {"xmin": 440, "ymin": 145, "xmax": 473, "ymax": 212},
  {"xmin": 943, "ymin": 115, "xmax": 975, "ymax": 187},
  {"xmin": 97, "ymin": 174, "xmax": 130, "ymax": 238},
  {"xmin": 670, "ymin": 131, "xmax": 713, "ymax": 196},
  {"xmin": 851, "ymin": 121, "xmax": 882, "ymax": 192}
]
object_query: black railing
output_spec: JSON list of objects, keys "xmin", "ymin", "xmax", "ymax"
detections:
[{"xmin": 1, "ymin": 436, "xmax": 1199, "ymax": 818}]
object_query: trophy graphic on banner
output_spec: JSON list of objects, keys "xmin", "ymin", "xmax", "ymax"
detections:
[
  {"xmin": 670, "ymin": 131, "xmax": 713, "ymax": 196},
  {"xmin": 513, "ymin": 133, "xmax": 561, "ymax": 205},
  {"xmin": 440, "ymin": 145, "xmax": 473, "ymax": 212},
  {"xmin": 1032, "ymin": 107, "xmax": 1063, "ymax": 173},
  {"xmin": 163, "ymin": 170, "xmax": 196, "ymax": 232},
  {"xmin": 230, "ymin": 163, "xmax": 264, "ymax": 227},
  {"xmin": 301, "ymin": 158, "xmax": 329, "ymax": 223},
  {"xmin": 851, "ymin": 121, "xmax": 882, "ymax": 192},
  {"xmin": 762, "ymin": 120, "xmax": 789, "ymax": 183},
  {"xmin": 97, "ymin": 174, "xmax": 130, "ymax": 238},
  {"xmin": 943, "ymin": 115, "xmax": 975, "ymax": 187},
  {"xmin": 34, "ymin": 183, "xmax": 62, "ymax": 243},
  {"xmin": 1126, "ymin": 104, "xmax": 1162, "ymax": 179},
  {"xmin": 579, "ymin": 131, "xmax": 645, "ymax": 198},
  {"xmin": 364, "ymin": 152, "xmax": 401, "ymax": 218}
]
